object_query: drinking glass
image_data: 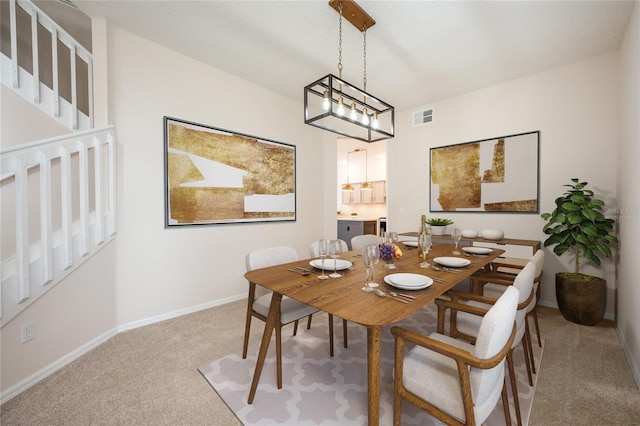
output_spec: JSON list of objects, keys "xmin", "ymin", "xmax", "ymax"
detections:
[
  {"xmin": 419, "ymin": 233, "xmax": 431, "ymax": 268},
  {"xmin": 452, "ymin": 228, "xmax": 462, "ymax": 255},
  {"xmin": 361, "ymin": 245, "xmax": 375, "ymax": 292},
  {"xmin": 367, "ymin": 244, "xmax": 380, "ymax": 288},
  {"xmin": 317, "ymin": 239, "xmax": 329, "ymax": 280},
  {"xmin": 329, "ymin": 239, "xmax": 343, "ymax": 278}
]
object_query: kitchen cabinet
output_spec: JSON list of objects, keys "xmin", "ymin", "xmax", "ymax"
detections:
[{"xmin": 338, "ymin": 219, "xmax": 378, "ymax": 249}]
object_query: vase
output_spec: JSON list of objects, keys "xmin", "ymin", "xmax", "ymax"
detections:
[
  {"xmin": 555, "ymin": 273, "xmax": 606, "ymax": 326},
  {"xmin": 384, "ymin": 258, "xmax": 397, "ymax": 269}
]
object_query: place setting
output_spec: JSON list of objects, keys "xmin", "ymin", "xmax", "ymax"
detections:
[{"xmin": 308, "ymin": 239, "xmax": 353, "ymax": 279}]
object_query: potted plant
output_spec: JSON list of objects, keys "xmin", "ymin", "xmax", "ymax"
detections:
[
  {"xmin": 426, "ymin": 217, "xmax": 453, "ymax": 235},
  {"xmin": 541, "ymin": 178, "xmax": 618, "ymax": 325}
]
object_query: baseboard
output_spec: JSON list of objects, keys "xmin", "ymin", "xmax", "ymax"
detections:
[
  {"xmin": 617, "ymin": 328, "xmax": 640, "ymax": 390},
  {"xmin": 1, "ymin": 294, "xmax": 246, "ymax": 405},
  {"xmin": 117, "ymin": 294, "xmax": 246, "ymax": 332},
  {"xmin": 0, "ymin": 327, "xmax": 118, "ymax": 404}
]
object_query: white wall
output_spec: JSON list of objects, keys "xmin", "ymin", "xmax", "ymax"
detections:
[
  {"xmin": 389, "ymin": 52, "xmax": 620, "ymax": 317},
  {"xmin": 617, "ymin": 3, "xmax": 640, "ymax": 386},
  {"xmin": 106, "ymin": 27, "xmax": 325, "ymax": 325}
]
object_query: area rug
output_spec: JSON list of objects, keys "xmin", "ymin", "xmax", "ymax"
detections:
[{"xmin": 199, "ymin": 304, "xmax": 544, "ymax": 425}]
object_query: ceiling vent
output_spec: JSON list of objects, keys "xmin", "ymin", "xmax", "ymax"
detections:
[{"xmin": 413, "ymin": 108, "xmax": 434, "ymax": 126}]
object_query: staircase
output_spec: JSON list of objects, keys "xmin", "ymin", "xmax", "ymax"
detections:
[{"xmin": 1, "ymin": 0, "xmax": 116, "ymax": 326}]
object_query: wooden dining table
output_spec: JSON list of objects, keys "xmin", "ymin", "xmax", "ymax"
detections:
[{"xmin": 244, "ymin": 241, "xmax": 505, "ymax": 426}]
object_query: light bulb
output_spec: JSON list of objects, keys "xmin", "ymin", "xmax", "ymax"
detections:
[
  {"xmin": 322, "ymin": 90, "xmax": 330, "ymax": 111},
  {"xmin": 361, "ymin": 108, "xmax": 369, "ymax": 125},
  {"xmin": 350, "ymin": 102, "xmax": 357, "ymax": 120},
  {"xmin": 372, "ymin": 112, "xmax": 379, "ymax": 129},
  {"xmin": 337, "ymin": 97, "xmax": 345, "ymax": 116}
]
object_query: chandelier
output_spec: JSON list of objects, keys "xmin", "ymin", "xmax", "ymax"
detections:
[{"xmin": 304, "ymin": 0, "xmax": 394, "ymax": 143}]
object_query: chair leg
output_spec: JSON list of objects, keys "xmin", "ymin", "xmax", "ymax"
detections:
[
  {"xmin": 243, "ymin": 306, "xmax": 253, "ymax": 359},
  {"xmin": 530, "ymin": 308, "xmax": 542, "ymax": 347},
  {"xmin": 501, "ymin": 377, "xmax": 512, "ymax": 426},
  {"xmin": 521, "ymin": 338, "xmax": 534, "ymax": 387},
  {"xmin": 524, "ymin": 320, "xmax": 537, "ymax": 375},
  {"xmin": 307, "ymin": 314, "xmax": 313, "ymax": 329},
  {"xmin": 328, "ymin": 314, "xmax": 335, "ymax": 357},
  {"xmin": 276, "ymin": 325, "xmax": 283, "ymax": 389},
  {"xmin": 293, "ymin": 319, "xmax": 299, "ymax": 336},
  {"xmin": 342, "ymin": 319, "xmax": 348, "ymax": 348},
  {"xmin": 507, "ymin": 350, "xmax": 523, "ymax": 426}
]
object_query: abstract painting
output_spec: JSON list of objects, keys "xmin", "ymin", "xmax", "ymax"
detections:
[
  {"xmin": 430, "ymin": 131, "xmax": 539, "ymax": 213},
  {"xmin": 164, "ymin": 117, "xmax": 296, "ymax": 226}
]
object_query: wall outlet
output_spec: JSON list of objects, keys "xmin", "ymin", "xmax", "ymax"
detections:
[{"xmin": 21, "ymin": 321, "xmax": 34, "ymax": 343}]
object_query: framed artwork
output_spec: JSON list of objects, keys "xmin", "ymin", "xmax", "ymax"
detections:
[
  {"xmin": 164, "ymin": 117, "xmax": 296, "ymax": 226},
  {"xmin": 430, "ymin": 131, "xmax": 540, "ymax": 213}
]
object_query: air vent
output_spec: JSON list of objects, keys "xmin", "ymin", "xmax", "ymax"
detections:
[{"xmin": 413, "ymin": 108, "xmax": 434, "ymax": 126}]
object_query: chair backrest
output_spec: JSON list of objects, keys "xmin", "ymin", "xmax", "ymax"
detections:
[
  {"xmin": 531, "ymin": 249, "xmax": 545, "ymax": 282},
  {"xmin": 351, "ymin": 234, "xmax": 380, "ymax": 250},
  {"xmin": 471, "ymin": 286, "xmax": 519, "ymax": 411},
  {"xmin": 245, "ymin": 246, "xmax": 298, "ymax": 299},
  {"xmin": 309, "ymin": 239, "xmax": 348, "ymax": 258}
]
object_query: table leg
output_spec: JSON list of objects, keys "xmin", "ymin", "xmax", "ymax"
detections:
[
  {"xmin": 247, "ymin": 292, "xmax": 282, "ymax": 404},
  {"xmin": 367, "ymin": 325, "xmax": 382, "ymax": 426}
]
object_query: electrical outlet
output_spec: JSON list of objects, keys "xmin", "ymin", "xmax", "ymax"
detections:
[{"xmin": 21, "ymin": 321, "xmax": 34, "ymax": 343}]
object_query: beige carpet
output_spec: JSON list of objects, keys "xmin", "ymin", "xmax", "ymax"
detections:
[
  {"xmin": 1, "ymin": 302, "xmax": 639, "ymax": 425},
  {"xmin": 200, "ymin": 304, "xmax": 543, "ymax": 425}
]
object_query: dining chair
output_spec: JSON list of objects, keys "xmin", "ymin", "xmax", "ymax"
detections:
[
  {"xmin": 435, "ymin": 262, "xmax": 535, "ymax": 426},
  {"xmin": 472, "ymin": 250, "xmax": 545, "ymax": 348},
  {"xmin": 307, "ymin": 239, "xmax": 350, "ymax": 349},
  {"xmin": 244, "ymin": 246, "xmax": 337, "ymax": 389},
  {"xmin": 391, "ymin": 286, "xmax": 519, "ymax": 426},
  {"xmin": 350, "ymin": 234, "xmax": 380, "ymax": 250}
]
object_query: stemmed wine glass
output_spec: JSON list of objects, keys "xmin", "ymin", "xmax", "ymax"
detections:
[
  {"xmin": 317, "ymin": 239, "xmax": 329, "ymax": 280},
  {"xmin": 329, "ymin": 239, "xmax": 343, "ymax": 278},
  {"xmin": 361, "ymin": 244, "xmax": 380, "ymax": 292},
  {"xmin": 419, "ymin": 233, "xmax": 432, "ymax": 268},
  {"xmin": 452, "ymin": 228, "xmax": 463, "ymax": 255}
]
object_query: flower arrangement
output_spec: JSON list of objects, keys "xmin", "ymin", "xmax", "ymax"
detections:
[{"xmin": 379, "ymin": 243, "xmax": 403, "ymax": 260}]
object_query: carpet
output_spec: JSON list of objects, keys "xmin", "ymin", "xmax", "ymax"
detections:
[{"xmin": 199, "ymin": 304, "xmax": 544, "ymax": 425}]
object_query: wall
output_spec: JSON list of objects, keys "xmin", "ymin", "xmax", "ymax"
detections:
[
  {"xmin": 388, "ymin": 52, "xmax": 619, "ymax": 317},
  {"xmin": 106, "ymin": 27, "xmax": 326, "ymax": 326},
  {"xmin": 617, "ymin": 2, "xmax": 640, "ymax": 386}
]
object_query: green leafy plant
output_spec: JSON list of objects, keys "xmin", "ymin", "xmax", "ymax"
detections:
[
  {"xmin": 541, "ymin": 178, "xmax": 618, "ymax": 278},
  {"xmin": 425, "ymin": 218, "xmax": 453, "ymax": 226}
]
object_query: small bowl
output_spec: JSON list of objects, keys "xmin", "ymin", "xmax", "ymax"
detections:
[
  {"xmin": 461, "ymin": 229, "xmax": 478, "ymax": 238},
  {"xmin": 480, "ymin": 229, "xmax": 504, "ymax": 240}
]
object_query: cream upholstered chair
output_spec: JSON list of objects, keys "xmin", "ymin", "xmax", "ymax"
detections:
[
  {"xmin": 436, "ymin": 262, "xmax": 536, "ymax": 426},
  {"xmin": 244, "ymin": 246, "xmax": 337, "ymax": 388},
  {"xmin": 350, "ymin": 234, "xmax": 380, "ymax": 250},
  {"xmin": 391, "ymin": 286, "xmax": 519, "ymax": 426},
  {"xmin": 474, "ymin": 250, "xmax": 545, "ymax": 348}
]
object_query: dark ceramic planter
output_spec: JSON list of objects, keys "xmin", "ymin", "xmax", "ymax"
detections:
[{"xmin": 555, "ymin": 272, "xmax": 606, "ymax": 326}]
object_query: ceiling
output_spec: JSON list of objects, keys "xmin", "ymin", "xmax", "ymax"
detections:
[{"xmin": 71, "ymin": 0, "xmax": 635, "ymax": 111}]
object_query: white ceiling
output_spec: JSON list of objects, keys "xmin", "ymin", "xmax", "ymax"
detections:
[{"xmin": 72, "ymin": 0, "xmax": 635, "ymax": 111}]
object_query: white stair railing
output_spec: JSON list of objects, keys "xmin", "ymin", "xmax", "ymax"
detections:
[
  {"xmin": 2, "ymin": 0, "xmax": 93, "ymax": 130},
  {"xmin": 0, "ymin": 127, "xmax": 116, "ymax": 326}
]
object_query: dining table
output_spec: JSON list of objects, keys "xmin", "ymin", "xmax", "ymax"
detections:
[{"xmin": 244, "ymin": 241, "xmax": 505, "ymax": 426}]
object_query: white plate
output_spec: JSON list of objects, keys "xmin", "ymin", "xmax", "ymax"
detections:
[
  {"xmin": 433, "ymin": 257, "xmax": 471, "ymax": 268},
  {"xmin": 403, "ymin": 241, "xmax": 419, "ymax": 247},
  {"xmin": 309, "ymin": 259, "xmax": 352, "ymax": 271},
  {"xmin": 462, "ymin": 246, "xmax": 493, "ymax": 255},
  {"xmin": 384, "ymin": 274, "xmax": 433, "ymax": 290}
]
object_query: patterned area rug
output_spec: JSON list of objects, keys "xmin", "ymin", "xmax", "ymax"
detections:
[{"xmin": 199, "ymin": 304, "xmax": 544, "ymax": 425}]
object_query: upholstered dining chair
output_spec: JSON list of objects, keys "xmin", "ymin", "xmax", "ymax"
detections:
[
  {"xmin": 391, "ymin": 286, "xmax": 519, "ymax": 426},
  {"xmin": 435, "ymin": 262, "xmax": 535, "ymax": 426},
  {"xmin": 244, "ymin": 246, "xmax": 337, "ymax": 389},
  {"xmin": 350, "ymin": 234, "xmax": 381, "ymax": 250},
  {"xmin": 472, "ymin": 250, "xmax": 545, "ymax": 348}
]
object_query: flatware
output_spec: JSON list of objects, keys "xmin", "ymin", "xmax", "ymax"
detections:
[
  {"xmin": 288, "ymin": 268, "xmax": 310, "ymax": 275},
  {"xmin": 387, "ymin": 290, "xmax": 416, "ymax": 300},
  {"xmin": 432, "ymin": 265, "xmax": 462, "ymax": 273},
  {"xmin": 374, "ymin": 288, "xmax": 409, "ymax": 303}
]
